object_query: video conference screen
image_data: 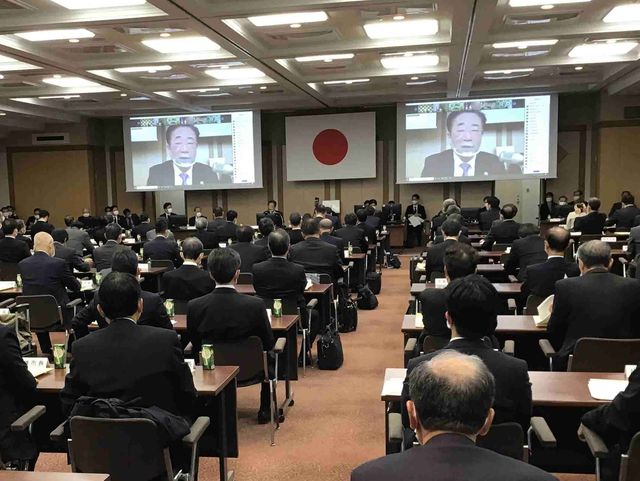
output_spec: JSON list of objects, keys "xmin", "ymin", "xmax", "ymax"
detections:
[
  {"xmin": 124, "ymin": 111, "xmax": 263, "ymax": 191},
  {"xmin": 396, "ymin": 95, "xmax": 558, "ymax": 184}
]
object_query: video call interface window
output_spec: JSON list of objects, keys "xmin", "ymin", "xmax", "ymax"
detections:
[
  {"xmin": 403, "ymin": 95, "xmax": 552, "ymax": 182},
  {"xmin": 126, "ymin": 111, "xmax": 257, "ymax": 191}
]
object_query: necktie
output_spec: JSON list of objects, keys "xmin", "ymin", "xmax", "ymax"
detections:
[
  {"xmin": 414, "ymin": 205, "xmax": 417, "ymax": 214},
  {"xmin": 179, "ymin": 172, "xmax": 189, "ymax": 185},
  {"xmin": 460, "ymin": 163, "xmax": 471, "ymax": 177}
]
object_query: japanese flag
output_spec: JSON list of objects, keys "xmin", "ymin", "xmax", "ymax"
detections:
[{"xmin": 285, "ymin": 112, "xmax": 376, "ymax": 181}]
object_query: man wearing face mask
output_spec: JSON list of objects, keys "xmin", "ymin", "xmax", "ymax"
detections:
[
  {"xmin": 552, "ymin": 195, "xmax": 572, "ymax": 219},
  {"xmin": 147, "ymin": 124, "xmax": 221, "ymax": 187},
  {"xmin": 421, "ymin": 110, "xmax": 506, "ymax": 179},
  {"xmin": 539, "ymin": 192, "xmax": 556, "ymax": 221},
  {"xmin": 405, "ymin": 194, "xmax": 427, "ymax": 247},
  {"xmin": 18, "ymin": 232, "xmax": 81, "ymax": 354},
  {"xmin": 26, "ymin": 208, "xmax": 40, "ymax": 229},
  {"xmin": 188, "ymin": 206, "xmax": 207, "ymax": 227},
  {"xmin": 110, "ymin": 205, "xmax": 126, "ymax": 229}
]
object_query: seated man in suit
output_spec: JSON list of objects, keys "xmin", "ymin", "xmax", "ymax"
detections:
[
  {"xmin": 539, "ymin": 192, "xmax": 557, "ymax": 221},
  {"xmin": 188, "ymin": 248, "xmax": 275, "ymax": 423},
  {"xmin": 72, "ymin": 249, "xmax": 172, "ymax": 339},
  {"xmin": 504, "ymin": 223, "xmax": 546, "ymax": 282},
  {"xmin": 319, "ymin": 218, "xmax": 345, "ymax": 257},
  {"xmin": 19, "ymin": 232, "xmax": 81, "ymax": 354},
  {"xmin": 254, "ymin": 217, "xmax": 275, "ymax": 248},
  {"xmin": 574, "ymin": 197, "xmax": 607, "ymax": 234},
  {"xmin": 253, "ymin": 229, "xmax": 321, "ymax": 364},
  {"xmin": 143, "ymin": 219, "xmax": 182, "ymax": 268},
  {"xmin": 479, "ymin": 195, "xmax": 501, "ymax": 231},
  {"xmin": 159, "ymin": 202, "xmax": 175, "ymax": 219},
  {"xmin": 424, "ymin": 218, "xmax": 463, "ymax": 280},
  {"xmin": 334, "ymin": 213, "xmax": 367, "ymax": 253},
  {"xmin": 608, "ymin": 190, "xmax": 632, "ymax": 218},
  {"xmin": 263, "ymin": 200, "xmax": 284, "ymax": 228},
  {"xmin": 418, "ymin": 242, "xmax": 479, "ymax": 342},
  {"xmin": 64, "ymin": 217, "xmax": 94, "ymax": 256},
  {"xmin": 406, "ymin": 275, "xmax": 532, "ymax": 444},
  {"xmin": 0, "ymin": 218, "xmax": 30, "ymax": 263},
  {"xmin": 627, "ymin": 221, "xmax": 640, "ymax": 261},
  {"xmin": 521, "ymin": 226, "xmax": 580, "ymax": 301},
  {"xmin": 0, "ymin": 324, "xmax": 38, "ymax": 469},
  {"xmin": 219, "ymin": 210, "xmax": 238, "ymax": 242},
  {"xmin": 605, "ymin": 192, "xmax": 640, "ymax": 230},
  {"xmin": 25, "ymin": 208, "xmax": 40, "ymax": 230},
  {"xmin": 16, "ymin": 220, "xmax": 33, "ymax": 251},
  {"xmin": 430, "ymin": 198, "xmax": 456, "ymax": 238},
  {"xmin": 355, "ymin": 351, "xmax": 551, "ymax": 481},
  {"xmin": 131, "ymin": 214, "xmax": 154, "ymax": 240},
  {"xmin": 356, "ymin": 209, "xmax": 376, "ymax": 246},
  {"xmin": 289, "ymin": 217, "xmax": 344, "ymax": 284},
  {"xmin": 580, "ymin": 361, "xmax": 640, "ymax": 481},
  {"xmin": 161, "ymin": 237, "xmax": 214, "ymax": 302},
  {"xmin": 92, "ymin": 223, "xmax": 128, "ymax": 272},
  {"xmin": 230, "ymin": 225, "xmax": 269, "ymax": 272},
  {"xmin": 481, "ymin": 204, "xmax": 520, "ymax": 250},
  {"xmin": 206, "ymin": 207, "xmax": 227, "ymax": 234},
  {"xmin": 194, "ymin": 216, "xmax": 218, "ymax": 249},
  {"xmin": 547, "ymin": 240, "xmax": 640, "ymax": 371},
  {"xmin": 29, "ymin": 209, "xmax": 54, "ymax": 237},
  {"xmin": 188, "ymin": 206, "xmax": 206, "ymax": 227},
  {"xmin": 52, "ymin": 229, "xmax": 92, "ymax": 273},
  {"xmin": 433, "ymin": 213, "xmax": 472, "ymax": 246},
  {"xmin": 553, "ymin": 196, "xmax": 572, "ymax": 219},
  {"xmin": 288, "ymin": 212, "xmax": 305, "ymax": 245},
  {"xmin": 420, "ymin": 110, "xmax": 506, "ymax": 179}
]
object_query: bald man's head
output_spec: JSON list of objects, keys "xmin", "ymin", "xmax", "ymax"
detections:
[
  {"xmin": 34, "ymin": 232, "xmax": 54, "ymax": 256},
  {"xmin": 319, "ymin": 218, "xmax": 333, "ymax": 233}
]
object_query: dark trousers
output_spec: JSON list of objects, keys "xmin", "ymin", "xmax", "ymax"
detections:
[{"xmin": 407, "ymin": 225, "xmax": 423, "ymax": 248}]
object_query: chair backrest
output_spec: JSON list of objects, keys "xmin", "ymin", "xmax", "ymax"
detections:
[
  {"xmin": 316, "ymin": 273, "xmax": 332, "ymax": 285},
  {"xmin": 205, "ymin": 336, "xmax": 266, "ymax": 386},
  {"xmin": 237, "ymin": 272, "xmax": 253, "ymax": 285},
  {"xmin": 173, "ymin": 299, "xmax": 188, "ymax": 316},
  {"xmin": 0, "ymin": 262, "xmax": 19, "ymax": 281},
  {"xmin": 257, "ymin": 296, "xmax": 298, "ymax": 315},
  {"xmin": 493, "ymin": 243, "xmax": 511, "ymax": 252},
  {"xmin": 476, "ymin": 422, "xmax": 525, "ymax": 461},
  {"xmin": 428, "ymin": 271, "xmax": 445, "ymax": 282},
  {"xmin": 524, "ymin": 294, "xmax": 545, "ymax": 316},
  {"xmin": 69, "ymin": 416, "xmax": 170, "ymax": 481},
  {"xmin": 149, "ymin": 259, "xmax": 175, "ymax": 271},
  {"xmin": 16, "ymin": 295, "xmax": 61, "ymax": 330},
  {"xmin": 569, "ymin": 338, "xmax": 640, "ymax": 372},
  {"xmin": 422, "ymin": 335, "xmax": 450, "ymax": 355},
  {"xmin": 621, "ymin": 430, "xmax": 640, "ymax": 481}
]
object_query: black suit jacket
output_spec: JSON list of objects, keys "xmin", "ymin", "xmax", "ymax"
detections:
[
  {"xmin": 19, "ymin": 251, "xmax": 80, "ymax": 307},
  {"xmin": 539, "ymin": 201, "xmax": 557, "ymax": 221},
  {"xmin": 627, "ymin": 225, "xmax": 640, "ymax": 259},
  {"xmin": 320, "ymin": 233, "xmax": 345, "ymax": 256},
  {"xmin": 521, "ymin": 257, "xmax": 580, "ymax": 300},
  {"xmin": 417, "ymin": 288, "xmax": 449, "ymax": 339},
  {"xmin": 425, "ymin": 239, "xmax": 459, "ymax": 278},
  {"xmin": 357, "ymin": 222, "xmax": 376, "ymax": 246},
  {"xmin": 548, "ymin": 268, "xmax": 640, "ymax": 368},
  {"xmin": 289, "ymin": 237, "xmax": 343, "ymax": 283},
  {"xmin": 206, "ymin": 218, "xmax": 227, "ymax": 234},
  {"xmin": 230, "ymin": 242, "xmax": 269, "ymax": 273},
  {"xmin": 218, "ymin": 221, "xmax": 238, "ymax": 242},
  {"xmin": 29, "ymin": 221, "xmax": 54, "ymax": 237},
  {"xmin": 195, "ymin": 229, "xmax": 219, "ymax": 249},
  {"xmin": 60, "ymin": 319, "xmax": 196, "ymax": 416},
  {"xmin": 403, "ymin": 338, "xmax": 532, "ymax": 432},
  {"xmin": 188, "ymin": 215, "xmax": 207, "ymax": 227},
  {"xmin": 504, "ymin": 235, "xmax": 547, "ymax": 281},
  {"xmin": 482, "ymin": 219, "xmax": 521, "ymax": 250},
  {"xmin": 16, "ymin": 235, "xmax": 33, "ymax": 251},
  {"xmin": 146, "ymin": 161, "xmax": 221, "ymax": 187},
  {"xmin": 421, "ymin": 150, "xmax": 505, "ymax": 178},
  {"xmin": 143, "ymin": 236, "xmax": 182, "ymax": 267},
  {"xmin": 405, "ymin": 204, "xmax": 427, "ymax": 222},
  {"xmin": 574, "ymin": 212, "xmax": 606, "ymax": 234},
  {"xmin": 0, "ymin": 236, "xmax": 30, "ymax": 263},
  {"xmin": 132, "ymin": 223, "xmax": 154, "ymax": 240},
  {"xmin": 54, "ymin": 242, "xmax": 90, "ymax": 273},
  {"xmin": 606, "ymin": 205, "xmax": 640, "ymax": 230},
  {"xmin": 479, "ymin": 208, "xmax": 500, "ymax": 231},
  {"xmin": 0, "ymin": 325, "xmax": 37, "ymax": 461},
  {"xmin": 608, "ymin": 202, "xmax": 623, "ymax": 218},
  {"xmin": 288, "ymin": 229, "xmax": 304, "ymax": 245},
  {"xmin": 334, "ymin": 225, "xmax": 367, "ymax": 253},
  {"xmin": 253, "ymin": 257, "xmax": 307, "ymax": 309},
  {"xmin": 553, "ymin": 204, "xmax": 572, "ymax": 219},
  {"xmin": 161, "ymin": 264, "xmax": 215, "ymax": 302},
  {"xmin": 352, "ymin": 433, "xmax": 553, "ymax": 481},
  {"xmin": 72, "ymin": 289, "xmax": 172, "ymax": 339},
  {"xmin": 187, "ymin": 288, "xmax": 275, "ymax": 354},
  {"xmin": 93, "ymin": 240, "xmax": 130, "ymax": 272}
]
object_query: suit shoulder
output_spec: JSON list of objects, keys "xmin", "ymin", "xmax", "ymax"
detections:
[
  {"xmin": 149, "ymin": 161, "xmax": 172, "ymax": 173},
  {"xmin": 351, "ymin": 450, "xmax": 411, "ymax": 480}
]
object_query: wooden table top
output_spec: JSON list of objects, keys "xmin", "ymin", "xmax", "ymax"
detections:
[
  {"xmin": 476, "ymin": 264, "xmax": 505, "ymax": 273},
  {"xmin": 36, "ymin": 365, "xmax": 239, "ymax": 397},
  {"xmin": 401, "ymin": 315, "xmax": 545, "ymax": 335},
  {"xmin": 478, "ymin": 251, "xmax": 507, "ymax": 258},
  {"xmin": 410, "ymin": 282, "xmax": 521, "ymax": 296},
  {"xmin": 0, "ymin": 474, "xmax": 110, "ymax": 481},
  {"xmin": 171, "ymin": 314, "xmax": 299, "ymax": 333},
  {"xmin": 345, "ymin": 253, "xmax": 366, "ymax": 260},
  {"xmin": 73, "ymin": 266, "xmax": 169, "ymax": 277},
  {"xmin": 236, "ymin": 283, "xmax": 331, "ymax": 296}
]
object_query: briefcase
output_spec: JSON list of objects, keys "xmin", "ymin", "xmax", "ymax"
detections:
[{"xmin": 317, "ymin": 326, "xmax": 344, "ymax": 370}]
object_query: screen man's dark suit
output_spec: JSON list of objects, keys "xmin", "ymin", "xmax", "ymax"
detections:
[
  {"xmin": 421, "ymin": 150, "xmax": 505, "ymax": 178},
  {"xmin": 146, "ymin": 161, "xmax": 221, "ymax": 187}
]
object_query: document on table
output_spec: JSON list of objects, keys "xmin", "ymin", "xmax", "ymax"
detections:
[
  {"xmin": 23, "ymin": 357, "xmax": 53, "ymax": 377},
  {"xmin": 588, "ymin": 379, "xmax": 629, "ymax": 401},
  {"xmin": 0, "ymin": 281, "xmax": 16, "ymax": 291},
  {"xmin": 534, "ymin": 294, "xmax": 554, "ymax": 327},
  {"xmin": 305, "ymin": 279, "xmax": 313, "ymax": 291},
  {"xmin": 408, "ymin": 215, "xmax": 424, "ymax": 228}
]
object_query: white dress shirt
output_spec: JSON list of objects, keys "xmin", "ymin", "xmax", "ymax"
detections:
[
  {"xmin": 452, "ymin": 151, "xmax": 477, "ymax": 178},
  {"xmin": 173, "ymin": 162, "xmax": 194, "ymax": 186}
]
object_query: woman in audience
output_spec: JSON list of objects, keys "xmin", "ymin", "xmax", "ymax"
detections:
[{"xmin": 565, "ymin": 201, "xmax": 586, "ymax": 230}]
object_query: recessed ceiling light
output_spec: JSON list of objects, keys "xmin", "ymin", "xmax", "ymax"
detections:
[
  {"xmin": 42, "ymin": 76, "xmax": 104, "ymax": 88},
  {"xmin": 176, "ymin": 88, "xmax": 220, "ymax": 93},
  {"xmin": 540, "ymin": 4, "xmax": 554, "ymax": 9},
  {"xmin": 574, "ymin": 65, "xmax": 583, "ymax": 70},
  {"xmin": 295, "ymin": 54, "xmax": 354, "ymax": 62},
  {"xmin": 260, "ymin": 86, "xmax": 267, "ymax": 90},
  {"xmin": 603, "ymin": 5, "xmax": 640, "ymax": 23},
  {"xmin": 39, "ymin": 95, "xmax": 81, "ymax": 99},
  {"xmin": 483, "ymin": 68, "xmax": 534, "ymax": 74},
  {"xmin": 380, "ymin": 54, "xmax": 439, "ymax": 69},
  {"xmin": 0, "ymin": 74, "xmax": 4, "ymax": 79},
  {"xmin": 53, "ymin": 74, "xmax": 62, "ymax": 79},
  {"xmin": 248, "ymin": 11, "xmax": 328, "ymax": 27},
  {"xmin": 120, "ymin": 93, "xmax": 127, "ymax": 96},
  {"xmin": 0, "ymin": 112, "xmax": 5, "ymax": 116},
  {"xmin": 364, "ymin": 18, "xmax": 438, "ymax": 39},
  {"xmin": 323, "ymin": 79, "xmax": 370, "ymax": 85},
  {"xmin": 115, "ymin": 65, "xmax": 172, "ymax": 73},
  {"xmin": 393, "ymin": 15, "xmax": 405, "ymax": 21},
  {"xmin": 290, "ymin": 24, "xmax": 302, "ymax": 29},
  {"xmin": 16, "ymin": 28, "xmax": 94, "ymax": 42},
  {"xmin": 493, "ymin": 39, "xmax": 558, "ymax": 49},
  {"xmin": 568, "ymin": 41, "xmax": 638, "ymax": 58},
  {"xmin": 406, "ymin": 80, "xmax": 437, "ymax": 85},
  {"xmin": 68, "ymin": 38, "xmax": 79, "ymax": 43},
  {"xmin": 142, "ymin": 36, "xmax": 219, "ymax": 53},
  {"xmin": 130, "ymin": 96, "xmax": 150, "ymax": 101},
  {"xmin": 0, "ymin": 55, "xmax": 39, "ymax": 72},
  {"xmin": 205, "ymin": 67, "xmax": 266, "ymax": 80},
  {"xmin": 50, "ymin": 0, "xmax": 146, "ymax": 9},
  {"xmin": 410, "ymin": 76, "xmax": 419, "ymax": 80},
  {"xmin": 509, "ymin": 0, "xmax": 589, "ymax": 6},
  {"xmin": 159, "ymin": 32, "xmax": 171, "ymax": 38}
]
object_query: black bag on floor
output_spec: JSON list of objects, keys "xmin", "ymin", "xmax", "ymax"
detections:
[
  {"xmin": 337, "ymin": 293, "xmax": 358, "ymax": 333},
  {"xmin": 317, "ymin": 326, "xmax": 344, "ymax": 370},
  {"xmin": 357, "ymin": 285, "xmax": 379, "ymax": 310},
  {"xmin": 387, "ymin": 253, "xmax": 402, "ymax": 269},
  {"xmin": 366, "ymin": 272, "xmax": 381, "ymax": 294}
]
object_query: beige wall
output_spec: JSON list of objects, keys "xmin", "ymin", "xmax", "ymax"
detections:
[{"xmin": 597, "ymin": 125, "xmax": 640, "ymax": 210}]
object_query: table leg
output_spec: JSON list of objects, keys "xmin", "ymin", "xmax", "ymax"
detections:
[
  {"xmin": 217, "ymin": 389, "xmax": 235, "ymax": 481},
  {"xmin": 384, "ymin": 400, "xmax": 391, "ymax": 455}
]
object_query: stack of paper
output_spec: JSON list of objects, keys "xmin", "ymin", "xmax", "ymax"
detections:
[
  {"xmin": 138, "ymin": 263, "xmax": 150, "ymax": 272},
  {"xmin": 381, "ymin": 377, "xmax": 405, "ymax": 397},
  {"xmin": 0, "ymin": 281, "xmax": 16, "ymax": 291},
  {"xmin": 588, "ymin": 379, "xmax": 629, "ymax": 401},
  {"xmin": 534, "ymin": 295, "xmax": 554, "ymax": 327}
]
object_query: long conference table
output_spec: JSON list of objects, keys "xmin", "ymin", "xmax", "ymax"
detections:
[{"xmin": 409, "ymin": 282, "xmax": 522, "ymax": 297}]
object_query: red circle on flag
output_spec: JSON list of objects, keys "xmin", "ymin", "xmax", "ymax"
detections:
[{"xmin": 312, "ymin": 129, "xmax": 349, "ymax": 165}]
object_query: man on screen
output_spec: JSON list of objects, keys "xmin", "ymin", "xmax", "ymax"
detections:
[
  {"xmin": 146, "ymin": 124, "xmax": 223, "ymax": 187},
  {"xmin": 421, "ymin": 110, "xmax": 505, "ymax": 179}
]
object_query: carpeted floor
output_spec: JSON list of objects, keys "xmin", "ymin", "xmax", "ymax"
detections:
[{"xmin": 36, "ymin": 261, "xmax": 408, "ymax": 481}]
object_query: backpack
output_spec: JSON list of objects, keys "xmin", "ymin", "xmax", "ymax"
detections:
[
  {"xmin": 317, "ymin": 325, "xmax": 344, "ymax": 370},
  {"xmin": 357, "ymin": 285, "xmax": 379, "ymax": 310},
  {"xmin": 387, "ymin": 253, "xmax": 402, "ymax": 269},
  {"xmin": 337, "ymin": 294, "xmax": 358, "ymax": 333}
]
